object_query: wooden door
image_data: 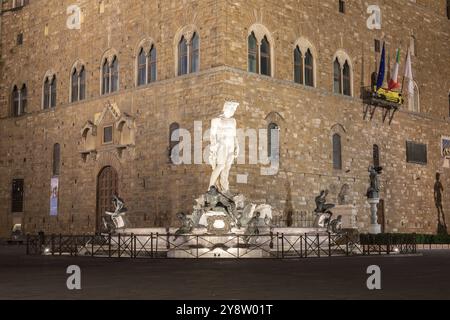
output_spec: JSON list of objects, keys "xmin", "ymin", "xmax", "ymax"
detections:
[{"xmin": 96, "ymin": 166, "xmax": 118, "ymax": 232}]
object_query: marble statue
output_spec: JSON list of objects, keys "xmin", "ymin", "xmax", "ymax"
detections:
[
  {"xmin": 209, "ymin": 101, "xmax": 240, "ymax": 193},
  {"xmin": 104, "ymin": 194, "xmax": 128, "ymax": 232},
  {"xmin": 367, "ymin": 165, "xmax": 383, "ymax": 199}
]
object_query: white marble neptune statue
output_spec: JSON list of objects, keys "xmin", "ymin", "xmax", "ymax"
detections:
[{"xmin": 208, "ymin": 101, "xmax": 240, "ymax": 193}]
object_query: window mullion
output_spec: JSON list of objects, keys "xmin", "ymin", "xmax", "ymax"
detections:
[
  {"xmin": 257, "ymin": 44, "xmax": 261, "ymax": 74},
  {"xmin": 146, "ymin": 55, "xmax": 149, "ymax": 84}
]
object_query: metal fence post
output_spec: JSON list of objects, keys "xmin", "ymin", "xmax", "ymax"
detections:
[
  {"xmin": 150, "ymin": 233, "xmax": 153, "ymax": 258},
  {"xmin": 281, "ymin": 233, "xmax": 285, "ymax": 259},
  {"xmin": 237, "ymin": 235, "xmax": 240, "ymax": 259},
  {"xmin": 106, "ymin": 233, "xmax": 110, "ymax": 257},
  {"xmin": 346, "ymin": 234, "xmax": 349, "ymax": 256},
  {"xmin": 26, "ymin": 234, "xmax": 30, "ymax": 255},
  {"xmin": 276, "ymin": 233, "xmax": 279, "ymax": 259},
  {"xmin": 197, "ymin": 235, "xmax": 199, "ymax": 259},
  {"xmin": 118, "ymin": 233, "xmax": 121, "ymax": 258},
  {"xmin": 304, "ymin": 234, "xmax": 308, "ymax": 258},
  {"xmin": 156, "ymin": 233, "xmax": 159, "ymax": 257},
  {"xmin": 328, "ymin": 232, "xmax": 331, "ymax": 257},
  {"xmin": 317, "ymin": 234, "xmax": 320, "ymax": 258}
]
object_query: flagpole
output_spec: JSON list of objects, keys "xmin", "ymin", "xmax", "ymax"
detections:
[{"xmin": 400, "ymin": 47, "xmax": 409, "ymax": 96}]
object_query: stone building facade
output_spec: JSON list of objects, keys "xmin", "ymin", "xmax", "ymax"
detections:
[{"xmin": 0, "ymin": 0, "xmax": 449, "ymax": 237}]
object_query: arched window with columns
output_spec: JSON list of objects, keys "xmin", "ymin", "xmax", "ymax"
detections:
[
  {"xmin": 176, "ymin": 28, "xmax": 200, "ymax": 77},
  {"xmin": 101, "ymin": 55, "xmax": 119, "ymax": 95},
  {"xmin": 71, "ymin": 65, "xmax": 86, "ymax": 103},
  {"xmin": 293, "ymin": 38, "xmax": 316, "ymax": 87},
  {"xmin": 333, "ymin": 51, "xmax": 353, "ymax": 96},
  {"xmin": 247, "ymin": 24, "xmax": 274, "ymax": 77},
  {"xmin": 43, "ymin": 74, "xmax": 57, "ymax": 109},
  {"xmin": 137, "ymin": 43, "xmax": 157, "ymax": 86}
]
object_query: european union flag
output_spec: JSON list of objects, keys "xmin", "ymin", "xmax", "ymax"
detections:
[{"xmin": 376, "ymin": 43, "xmax": 386, "ymax": 90}]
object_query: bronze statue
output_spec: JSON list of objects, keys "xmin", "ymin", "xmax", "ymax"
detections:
[
  {"xmin": 367, "ymin": 165, "xmax": 383, "ymax": 199},
  {"xmin": 314, "ymin": 190, "xmax": 335, "ymax": 214},
  {"xmin": 434, "ymin": 173, "xmax": 448, "ymax": 234},
  {"xmin": 314, "ymin": 190, "xmax": 335, "ymax": 228},
  {"xmin": 328, "ymin": 215, "xmax": 343, "ymax": 234},
  {"xmin": 205, "ymin": 186, "xmax": 240, "ymax": 227},
  {"xmin": 174, "ymin": 212, "xmax": 194, "ymax": 240},
  {"xmin": 244, "ymin": 212, "xmax": 261, "ymax": 244}
]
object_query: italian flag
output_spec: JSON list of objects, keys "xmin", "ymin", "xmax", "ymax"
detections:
[{"xmin": 388, "ymin": 48, "xmax": 401, "ymax": 90}]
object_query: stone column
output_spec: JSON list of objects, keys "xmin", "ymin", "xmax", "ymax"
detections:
[{"xmin": 368, "ymin": 198, "xmax": 381, "ymax": 234}]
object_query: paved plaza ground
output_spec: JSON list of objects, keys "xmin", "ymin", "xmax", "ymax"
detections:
[{"xmin": 0, "ymin": 245, "xmax": 449, "ymax": 300}]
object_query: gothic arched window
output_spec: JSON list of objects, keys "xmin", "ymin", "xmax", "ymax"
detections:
[
  {"xmin": 343, "ymin": 61, "xmax": 351, "ymax": 96},
  {"xmin": 248, "ymin": 32, "xmax": 258, "ymax": 73},
  {"xmin": 268, "ymin": 122, "xmax": 280, "ymax": 159},
  {"xmin": 148, "ymin": 45, "xmax": 157, "ymax": 83},
  {"xmin": 79, "ymin": 67, "xmax": 86, "ymax": 100},
  {"xmin": 137, "ymin": 48, "xmax": 147, "ymax": 86},
  {"xmin": 43, "ymin": 75, "xmax": 57, "ymax": 109},
  {"xmin": 294, "ymin": 47, "xmax": 303, "ymax": 84},
  {"xmin": 12, "ymin": 86, "xmax": 20, "ymax": 117},
  {"xmin": 333, "ymin": 133, "xmax": 342, "ymax": 170},
  {"xmin": 190, "ymin": 32, "xmax": 200, "ymax": 73},
  {"xmin": 110, "ymin": 57, "xmax": 119, "ymax": 93},
  {"xmin": 50, "ymin": 76, "xmax": 57, "ymax": 108},
  {"xmin": 71, "ymin": 69, "xmax": 79, "ymax": 102},
  {"xmin": 102, "ymin": 60, "xmax": 110, "ymax": 95},
  {"xmin": 305, "ymin": 49, "xmax": 314, "ymax": 87},
  {"xmin": 260, "ymin": 36, "xmax": 271, "ymax": 76},
  {"xmin": 333, "ymin": 59, "xmax": 342, "ymax": 94},
  {"xmin": 178, "ymin": 36, "xmax": 188, "ymax": 76},
  {"xmin": 53, "ymin": 143, "xmax": 61, "ymax": 176}
]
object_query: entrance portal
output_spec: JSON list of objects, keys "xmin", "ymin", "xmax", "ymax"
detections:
[{"xmin": 96, "ymin": 166, "xmax": 119, "ymax": 232}]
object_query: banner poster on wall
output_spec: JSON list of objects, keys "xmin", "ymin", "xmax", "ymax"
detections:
[
  {"xmin": 50, "ymin": 177, "xmax": 59, "ymax": 216},
  {"xmin": 441, "ymin": 137, "xmax": 450, "ymax": 168}
]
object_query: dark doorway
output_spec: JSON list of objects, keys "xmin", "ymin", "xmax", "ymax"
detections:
[
  {"xmin": 377, "ymin": 199, "xmax": 385, "ymax": 233},
  {"xmin": 96, "ymin": 166, "xmax": 118, "ymax": 232}
]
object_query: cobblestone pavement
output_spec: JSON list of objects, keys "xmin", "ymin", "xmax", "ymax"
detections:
[{"xmin": 0, "ymin": 245, "xmax": 449, "ymax": 300}]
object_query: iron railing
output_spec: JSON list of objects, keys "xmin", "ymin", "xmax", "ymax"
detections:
[{"xmin": 26, "ymin": 232, "xmax": 416, "ymax": 259}]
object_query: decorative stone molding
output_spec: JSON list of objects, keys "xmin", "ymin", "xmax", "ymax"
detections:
[
  {"xmin": 135, "ymin": 37, "xmax": 156, "ymax": 55},
  {"xmin": 265, "ymin": 111, "xmax": 285, "ymax": 124},
  {"xmin": 100, "ymin": 48, "xmax": 119, "ymax": 67},
  {"xmin": 331, "ymin": 123, "xmax": 347, "ymax": 135},
  {"xmin": 70, "ymin": 59, "xmax": 86, "ymax": 74},
  {"xmin": 80, "ymin": 102, "xmax": 136, "ymax": 161}
]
